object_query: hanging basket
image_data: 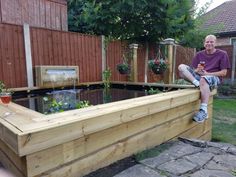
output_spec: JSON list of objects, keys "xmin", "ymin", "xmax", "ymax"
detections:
[
  {"xmin": 116, "ymin": 63, "xmax": 130, "ymax": 75},
  {"xmin": 151, "ymin": 66, "xmax": 166, "ymax": 75},
  {"xmin": 148, "ymin": 59, "xmax": 168, "ymax": 75}
]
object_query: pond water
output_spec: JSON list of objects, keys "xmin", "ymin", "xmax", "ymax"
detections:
[{"xmin": 13, "ymin": 87, "xmax": 148, "ymax": 114}]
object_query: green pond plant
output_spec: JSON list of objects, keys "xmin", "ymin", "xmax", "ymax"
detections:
[
  {"xmin": 147, "ymin": 88, "xmax": 162, "ymax": 95},
  {"xmin": 43, "ymin": 96, "xmax": 91, "ymax": 115},
  {"xmin": 102, "ymin": 68, "xmax": 112, "ymax": 90}
]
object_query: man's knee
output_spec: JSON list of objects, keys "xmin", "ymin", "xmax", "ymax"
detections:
[
  {"xmin": 200, "ymin": 77, "xmax": 208, "ymax": 85},
  {"xmin": 178, "ymin": 64, "xmax": 188, "ymax": 72}
]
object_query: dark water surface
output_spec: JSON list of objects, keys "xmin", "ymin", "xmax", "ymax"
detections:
[{"xmin": 13, "ymin": 87, "xmax": 147, "ymax": 114}]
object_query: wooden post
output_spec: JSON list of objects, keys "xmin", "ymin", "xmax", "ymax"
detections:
[
  {"xmin": 167, "ymin": 44, "xmax": 173, "ymax": 84},
  {"xmin": 231, "ymin": 42, "xmax": 236, "ymax": 85},
  {"xmin": 172, "ymin": 45, "xmax": 177, "ymax": 83},
  {"xmin": 101, "ymin": 35, "xmax": 106, "ymax": 72},
  {"xmin": 129, "ymin": 44, "xmax": 138, "ymax": 82},
  {"xmin": 144, "ymin": 42, "xmax": 149, "ymax": 83},
  {"xmin": 23, "ymin": 23, "xmax": 34, "ymax": 88}
]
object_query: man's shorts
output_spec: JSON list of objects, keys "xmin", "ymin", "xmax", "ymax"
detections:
[{"xmin": 187, "ymin": 66, "xmax": 220, "ymax": 89}]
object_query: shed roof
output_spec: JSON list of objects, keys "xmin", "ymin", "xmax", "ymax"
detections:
[{"xmin": 200, "ymin": 0, "xmax": 236, "ymax": 36}]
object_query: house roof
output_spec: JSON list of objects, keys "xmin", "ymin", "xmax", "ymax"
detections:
[{"xmin": 200, "ymin": 0, "xmax": 236, "ymax": 36}]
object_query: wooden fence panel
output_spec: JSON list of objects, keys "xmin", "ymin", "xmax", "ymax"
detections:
[
  {"xmin": 30, "ymin": 27, "xmax": 102, "ymax": 83},
  {"xmin": 137, "ymin": 44, "xmax": 146, "ymax": 82},
  {"xmin": 216, "ymin": 45, "xmax": 234, "ymax": 79},
  {"xmin": 0, "ymin": 24, "xmax": 27, "ymax": 88},
  {"xmin": 106, "ymin": 41, "xmax": 129, "ymax": 82},
  {"xmin": 175, "ymin": 46, "xmax": 194, "ymax": 80},
  {"xmin": 0, "ymin": 23, "xmax": 199, "ymax": 88},
  {"xmin": 147, "ymin": 43, "xmax": 163, "ymax": 83}
]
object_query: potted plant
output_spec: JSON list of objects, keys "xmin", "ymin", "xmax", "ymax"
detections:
[
  {"xmin": 0, "ymin": 80, "xmax": 5, "ymax": 93},
  {"xmin": 0, "ymin": 81, "xmax": 12, "ymax": 104},
  {"xmin": 148, "ymin": 58, "xmax": 168, "ymax": 75},
  {"xmin": 116, "ymin": 62, "xmax": 130, "ymax": 74}
]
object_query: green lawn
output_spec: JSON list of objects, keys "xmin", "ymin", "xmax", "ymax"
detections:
[{"xmin": 212, "ymin": 98, "xmax": 236, "ymax": 145}]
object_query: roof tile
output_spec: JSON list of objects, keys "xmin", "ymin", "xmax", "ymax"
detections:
[{"xmin": 200, "ymin": 0, "xmax": 236, "ymax": 34}]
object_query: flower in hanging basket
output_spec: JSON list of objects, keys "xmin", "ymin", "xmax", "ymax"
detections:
[
  {"xmin": 116, "ymin": 63, "xmax": 130, "ymax": 74},
  {"xmin": 148, "ymin": 58, "xmax": 168, "ymax": 74}
]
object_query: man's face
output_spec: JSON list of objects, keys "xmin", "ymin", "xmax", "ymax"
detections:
[{"xmin": 204, "ymin": 37, "xmax": 216, "ymax": 51}]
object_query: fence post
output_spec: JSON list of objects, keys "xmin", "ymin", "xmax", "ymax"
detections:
[
  {"xmin": 129, "ymin": 44, "xmax": 138, "ymax": 82},
  {"xmin": 23, "ymin": 23, "xmax": 34, "ymax": 88},
  {"xmin": 231, "ymin": 43, "xmax": 236, "ymax": 85},
  {"xmin": 162, "ymin": 38, "xmax": 176, "ymax": 84},
  {"xmin": 144, "ymin": 42, "xmax": 149, "ymax": 83},
  {"xmin": 101, "ymin": 35, "xmax": 106, "ymax": 72}
]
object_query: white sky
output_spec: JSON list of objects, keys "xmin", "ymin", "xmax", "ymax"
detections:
[{"xmin": 197, "ymin": 0, "xmax": 231, "ymax": 12}]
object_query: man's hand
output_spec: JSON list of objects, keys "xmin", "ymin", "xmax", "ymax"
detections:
[{"xmin": 195, "ymin": 64, "xmax": 205, "ymax": 75}]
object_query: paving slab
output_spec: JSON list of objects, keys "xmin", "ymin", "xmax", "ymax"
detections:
[
  {"xmin": 157, "ymin": 158, "xmax": 198, "ymax": 176},
  {"xmin": 113, "ymin": 164, "xmax": 163, "ymax": 177},
  {"xmin": 114, "ymin": 139, "xmax": 236, "ymax": 177},
  {"xmin": 190, "ymin": 169, "xmax": 235, "ymax": 177}
]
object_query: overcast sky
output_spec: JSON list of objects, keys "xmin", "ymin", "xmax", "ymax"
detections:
[{"xmin": 197, "ymin": 0, "xmax": 231, "ymax": 12}]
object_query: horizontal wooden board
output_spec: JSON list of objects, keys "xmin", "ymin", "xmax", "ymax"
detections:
[
  {"xmin": 26, "ymin": 101, "xmax": 199, "ymax": 176},
  {"xmin": 0, "ymin": 139, "xmax": 27, "ymax": 176},
  {"xmin": 0, "ymin": 149, "xmax": 25, "ymax": 177},
  {"xmin": 40, "ymin": 111, "xmax": 208, "ymax": 177},
  {"xmin": 17, "ymin": 89, "xmax": 201, "ymax": 156}
]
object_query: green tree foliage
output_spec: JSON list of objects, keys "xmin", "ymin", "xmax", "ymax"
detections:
[
  {"xmin": 68, "ymin": 0, "xmax": 195, "ymax": 42},
  {"xmin": 179, "ymin": 0, "xmax": 213, "ymax": 49}
]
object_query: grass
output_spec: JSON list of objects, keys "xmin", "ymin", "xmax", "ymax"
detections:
[
  {"xmin": 135, "ymin": 142, "xmax": 174, "ymax": 161},
  {"xmin": 212, "ymin": 98, "xmax": 236, "ymax": 145}
]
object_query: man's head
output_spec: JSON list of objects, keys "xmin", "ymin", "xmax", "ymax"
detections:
[{"xmin": 204, "ymin": 35, "xmax": 217, "ymax": 54}]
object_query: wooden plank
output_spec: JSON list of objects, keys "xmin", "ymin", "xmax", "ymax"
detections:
[
  {"xmin": 39, "ymin": 28, "xmax": 45, "ymax": 64},
  {"xmin": 15, "ymin": 0, "xmax": 22, "ymax": 24},
  {"xmin": 0, "ymin": 24, "xmax": 6, "ymax": 82},
  {"xmin": 48, "ymin": 0, "xmax": 67, "ymax": 5},
  {"xmin": 20, "ymin": 89, "xmax": 199, "ymax": 129},
  {"xmin": 60, "ymin": 4, "xmax": 68, "ymax": 31},
  {"xmin": 39, "ymin": 0, "xmax": 46, "ymax": 28},
  {"xmin": 40, "ymin": 111, "xmax": 203, "ymax": 177},
  {"xmin": 50, "ymin": 1, "xmax": 56, "ymax": 29},
  {"xmin": 0, "ymin": 139, "xmax": 27, "ymax": 176},
  {"xmin": 198, "ymin": 130, "xmax": 212, "ymax": 141},
  {"xmin": 55, "ymin": 3, "xmax": 61, "ymax": 29},
  {"xmin": 28, "ymin": 0, "xmax": 35, "ymax": 26},
  {"xmin": 48, "ymin": 30, "xmax": 54, "ymax": 65},
  {"xmin": 0, "ymin": 0, "xmax": 2, "ymax": 23},
  {"xmin": 0, "ymin": 149, "xmax": 25, "ymax": 177},
  {"xmin": 178, "ymin": 108, "xmax": 212, "ymax": 140},
  {"xmin": 45, "ymin": 1, "xmax": 51, "ymax": 29},
  {"xmin": 34, "ymin": 0, "xmax": 40, "ymax": 27},
  {"xmin": 21, "ymin": 0, "xmax": 29, "ymax": 24},
  {"xmin": 13, "ymin": 26, "xmax": 21, "ymax": 87},
  {"xmin": 25, "ymin": 101, "xmax": 199, "ymax": 176},
  {"xmin": 23, "ymin": 24, "xmax": 34, "ymax": 88},
  {"xmin": 18, "ymin": 25, "xmax": 27, "ymax": 87},
  {"xmin": 9, "ymin": 90, "xmax": 200, "ymax": 156},
  {"xmin": 0, "ymin": 122, "xmax": 19, "ymax": 155}
]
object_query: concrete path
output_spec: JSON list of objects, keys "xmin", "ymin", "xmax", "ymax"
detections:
[{"xmin": 114, "ymin": 138, "xmax": 236, "ymax": 177}]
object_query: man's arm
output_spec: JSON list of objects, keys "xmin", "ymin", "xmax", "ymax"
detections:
[{"xmin": 202, "ymin": 69, "xmax": 227, "ymax": 77}]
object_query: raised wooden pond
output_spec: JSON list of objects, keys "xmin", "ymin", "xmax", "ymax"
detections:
[{"xmin": 0, "ymin": 85, "xmax": 216, "ymax": 177}]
